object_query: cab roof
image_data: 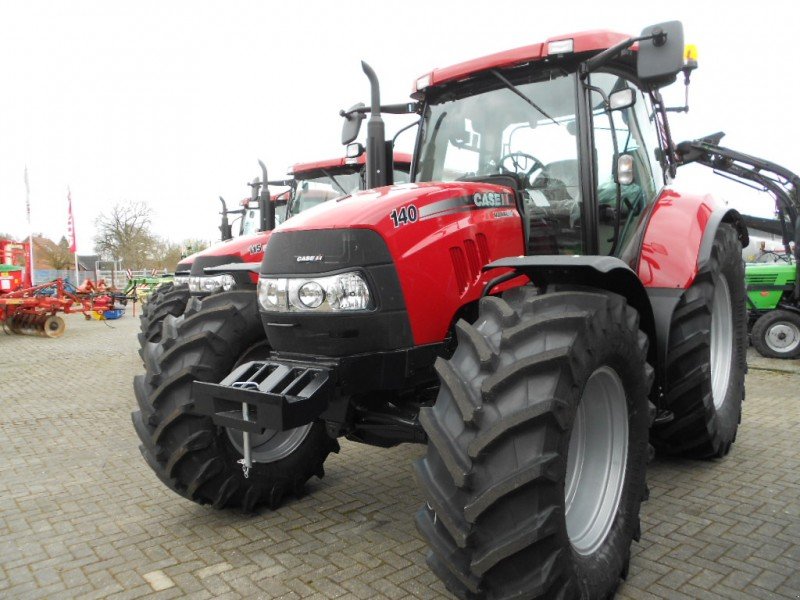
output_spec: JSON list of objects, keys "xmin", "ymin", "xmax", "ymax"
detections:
[
  {"xmin": 413, "ymin": 30, "xmax": 631, "ymax": 93},
  {"xmin": 290, "ymin": 152, "xmax": 413, "ymax": 175}
]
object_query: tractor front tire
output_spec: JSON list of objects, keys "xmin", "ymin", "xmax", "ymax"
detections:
[
  {"xmin": 132, "ymin": 290, "xmax": 337, "ymax": 512},
  {"xmin": 415, "ymin": 287, "xmax": 653, "ymax": 600},
  {"xmin": 138, "ymin": 283, "xmax": 190, "ymax": 345},
  {"xmin": 652, "ymin": 223, "xmax": 746, "ymax": 458},
  {"xmin": 751, "ymin": 309, "xmax": 800, "ymax": 359}
]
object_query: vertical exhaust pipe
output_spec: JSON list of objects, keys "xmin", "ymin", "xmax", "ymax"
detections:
[
  {"xmin": 361, "ymin": 61, "xmax": 388, "ymax": 189},
  {"xmin": 258, "ymin": 160, "xmax": 275, "ymax": 231},
  {"xmin": 218, "ymin": 196, "xmax": 233, "ymax": 241}
]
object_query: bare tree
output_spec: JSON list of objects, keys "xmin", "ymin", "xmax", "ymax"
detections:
[
  {"xmin": 39, "ymin": 236, "xmax": 73, "ymax": 270},
  {"xmin": 146, "ymin": 237, "xmax": 183, "ymax": 271},
  {"xmin": 181, "ymin": 238, "xmax": 211, "ymax": 257},
  {"xmin": 94, "ymin": 201, "xmax": 157, "ymax": 268}
]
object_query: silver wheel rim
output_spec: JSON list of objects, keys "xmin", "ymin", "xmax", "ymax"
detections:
[
  {"xmin": 710, "ymin": 275, "xmax": 733, "ymax": 409},
  {"xmin": 227, "ymin": 423, "xmax": 313, "ymax": 463},
  {"xmin": 565, "ymin": 366, "xmax": 629, "ymax": 556},
  {"xmin": 765, "ymin": 321, "xmax": 800, "ymax": 353}
]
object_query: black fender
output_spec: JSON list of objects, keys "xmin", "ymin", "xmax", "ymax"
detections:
[
  {"xmin": 698, "ymin": 207, "xmax": 748, "ymax": 271},
  {"xmin": 484, "ymin": 256, "xmax": 660, "ymax": 377}
]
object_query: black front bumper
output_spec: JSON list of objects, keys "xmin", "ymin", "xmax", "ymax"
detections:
[{"xmin": 193, "ymin": 360, "xmax": 333, "ymax": 433}]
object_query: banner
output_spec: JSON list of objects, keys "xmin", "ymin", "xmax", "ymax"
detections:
[{"xmin": 67, "ymin": 189, "xmax": 77, "ymax": 253}]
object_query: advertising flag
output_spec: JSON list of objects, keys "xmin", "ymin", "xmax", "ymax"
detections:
[{"xmin": 67, "ymin": 189, "xmax": 77, "ymax": 253}]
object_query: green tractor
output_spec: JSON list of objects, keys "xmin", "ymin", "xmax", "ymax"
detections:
[{"xmin": 746, "ymin": 259, "xmax": 800, "ymax": 358}]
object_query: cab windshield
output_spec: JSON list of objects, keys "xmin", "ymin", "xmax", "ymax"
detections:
[
  {"xmin": 287, "ymin": 172, "xmax": 362, "ymax": 219},
  {"xmin": 415, "ymin": 71, "xmax": 583, "ymax": 254}
]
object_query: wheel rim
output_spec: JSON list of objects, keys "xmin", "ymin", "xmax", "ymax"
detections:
[
  {"xmin": 710, "ymin": 275, "xmax": 733, "ymax": 409},
  {"xmin": 765, "ymin": 321, "xmax": 800, "ymax": 354},
  {"xmin": 226, "ymin": 424, "xmax": 313, "ymax": 463},
  {"xmin": 225, "ymin": 338, "xmax": 313, "ymax": 463},
  {"xmin": 565, "ymin": 366, "xmax": 628, "ymax": 556}
]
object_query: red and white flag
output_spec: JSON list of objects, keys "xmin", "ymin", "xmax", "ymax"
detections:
[{"xmin": 67, "ymin": 189, "xmax": 77, "ymax": 253}]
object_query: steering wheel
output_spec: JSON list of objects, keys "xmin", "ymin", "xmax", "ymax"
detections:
[{"xmin": 499, "ymin": 152, "xmax": 544, "ymax": 181}]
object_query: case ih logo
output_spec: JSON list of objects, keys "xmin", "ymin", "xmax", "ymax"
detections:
[
  {"xmin": 295, "ymin": 255, "xmax": 324, "ymax": 263},
  {"xmin": 473, "ymin": 191, "xmax": 510, "ymax": 208}
]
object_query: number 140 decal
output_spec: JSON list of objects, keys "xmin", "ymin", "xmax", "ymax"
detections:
[{"xmin": 389, "ymin": 205, "xmax": 418, "ymax": 228}]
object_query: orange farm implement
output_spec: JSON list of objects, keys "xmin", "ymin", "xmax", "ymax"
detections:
[{"xmin": 0, "ymin": 278, "xmax": 124, "ymax": 337}]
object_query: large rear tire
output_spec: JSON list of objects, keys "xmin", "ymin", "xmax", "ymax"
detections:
[
  {"xmin": 138, "ymin": 283, "xmax": 190, "ymax": 344},
  {"xmin": 132, "ymin": 290, "xmax": 337, "ymax": 511},
  {"xmin": 415, "ymin": 287, "xmax": 653, "ymax": 599},
  {"xmin": 751, "ymin": 309, "xmax": 800, "ymax": 359},
  {"xmin": 652, "ymin": 223, "xmax": 746, "ymax": 458}
]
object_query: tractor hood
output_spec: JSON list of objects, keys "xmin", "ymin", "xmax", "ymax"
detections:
[
  {"xmin": 277, "ymin": 181, "xmax": 517, "ymax": 235},
  {"xmin": 180, "ymin": 231, "xmax": 273, "ymax": 267},
  {"xmin": 262, "ymin": 180, "xmax": 526, "ymax": 347}
]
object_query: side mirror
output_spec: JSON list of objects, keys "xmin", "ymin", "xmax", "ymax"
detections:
[
  {"xmin": 609, "ymin": 88, "xmax": 635, "ymax": 111},
  {"xmin": 637, "ymin": 21, "xmax": 684, "ymax": 87},
  {"xmin": 341, "ymin": 103, "xmax": 366, "ymax": 145}
]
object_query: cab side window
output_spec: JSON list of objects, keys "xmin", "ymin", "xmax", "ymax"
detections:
[{"xmin": 589, "ymin": 73, "xmax": 662, "ymax": 258}]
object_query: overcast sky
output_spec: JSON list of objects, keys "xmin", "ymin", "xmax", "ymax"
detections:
[{"xmin": 1, "ymin": 1, "xmax": 797, "ymax": 254}]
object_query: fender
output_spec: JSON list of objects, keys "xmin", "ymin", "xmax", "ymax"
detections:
[
  {"xmin": 638, "ymin": 189, "xmax": 747, "ymax": 289},
  {"xmin": 698, "ymin": 207, "xmax": 748, "ymax": 271},
  {"xmin": 484, "ymin": 255, "xmax": 658, "ymax": 372}
]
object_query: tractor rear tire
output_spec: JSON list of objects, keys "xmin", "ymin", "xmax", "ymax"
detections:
[
  {"xmin": 415, "ymin": 287, "xmax": 653, "ymax": 600},
  {"xmin": 131, "ymin": 290, "xmax": 337, "ymax": 512},
  {"xmin": 138, "ymin": 283, "xmax": 190, "ymax": 344},
  {"xmin": 751, "ymin": 309, "xmax": 800, "ymax": 359},
  {"xmin": 652, "ymin": 223, "xmax": 746, "ymax": 458}
]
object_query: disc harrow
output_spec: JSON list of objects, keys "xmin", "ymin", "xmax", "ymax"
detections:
[{"xmin": 0, "ymin": 278, "xmax": 123, "ymax": 338}]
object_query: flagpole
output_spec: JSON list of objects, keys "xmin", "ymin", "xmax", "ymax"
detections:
[
  {"xmin": 24, "ymin": 166, "xmax": 35, "ymax": 286},
  {"xmin": 67, "ymin": 187, "xmax": 80, "ymax": 288}
]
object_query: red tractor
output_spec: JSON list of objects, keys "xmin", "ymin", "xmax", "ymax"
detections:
[
  {"xmin": 138, "ymin": 153, "xmax": 412, "ymax": 344},
  {"xmin": 133, "ymin": 22, "xmax": 779, "ymax": 598}
]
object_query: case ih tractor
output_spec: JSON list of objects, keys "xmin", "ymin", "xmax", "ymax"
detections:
[
  {"xmin": 132, "ymin": 21, "xmax": 800, "ymax": 598},
  {"xmin": 139, "ymin": 153, "xmax": 411, "ymax": 344}
]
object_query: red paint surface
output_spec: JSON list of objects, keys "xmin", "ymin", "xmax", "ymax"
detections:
[
  {"xmin": 292, "ymin": 152, "xmax": 412, "ymax": 175},
  {"xmin": 413, "ymin": 30, "xmax": 630, "ymax": 91},
  {"xmin": 638, "ymin": 188, "xmax": 720, "ymax": 289},
  {"xmin": 279, "ymin": 182, "xmax": 525, "ymax": 345}
]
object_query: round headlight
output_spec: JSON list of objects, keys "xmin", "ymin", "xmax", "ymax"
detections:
[
  {"xmin": 298, "ymin": 281, "xmax": 325, "ymax": 308},
  {"xmin": 220, "ymin": 274, "xmax": 236, "ymax": 291}
]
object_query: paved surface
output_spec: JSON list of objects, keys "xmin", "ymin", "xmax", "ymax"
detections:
[{"xmin": 0, "ymin": 313, "xmax": 798, "ymax": 599}]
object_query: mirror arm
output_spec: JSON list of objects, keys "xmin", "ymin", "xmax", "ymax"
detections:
[
  {"xmin": 341, "ymin": 102, "xmax": 418, "ymax": 117},
  {"xmin": 580, "ymin": 31, "xmax": 665, "ymax": 79}
]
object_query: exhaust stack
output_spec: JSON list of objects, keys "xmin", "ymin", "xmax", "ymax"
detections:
[{"xmin": 361, "ymin": 61, "xmax": 388, "ymax": 189}]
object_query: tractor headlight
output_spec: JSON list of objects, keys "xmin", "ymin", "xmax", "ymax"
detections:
[
  {"xmin": 173, "ymin": 275, "xmax": 190, "ymax": 287},
  {"xmin": 258, "ymin": 271, "xmax": 373, "ymax": 312},
  {"xmin": 189, "ymin": 274, "xmax": 236, "ymax": 294},
  {"xmin": 297, "ymin": 281, "xmax": 325, "ymax": 308}
]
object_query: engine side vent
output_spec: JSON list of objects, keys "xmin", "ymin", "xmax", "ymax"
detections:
[
  {"xmin": 476, "ymin": 233, "xmax": 490, "ymax": 265},
  {"xmin": 450, "ymin": 246, "xmax": 469, "ymax": 294},
  {"xmin": 464, "ymin": 239, "xmax": 481, "ymax": 281}
]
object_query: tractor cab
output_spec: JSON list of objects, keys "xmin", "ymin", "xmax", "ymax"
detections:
[
  {"xmin": 408, "ymin": 24, "xmax": 686, "ymax": 265},
  {"xmin": 238, "ymin": 190, "xmax": 291, "ymax": 237},
  {"xmin": 285, "ymin": 153, "xmax": 412, "ymax": 220}
]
